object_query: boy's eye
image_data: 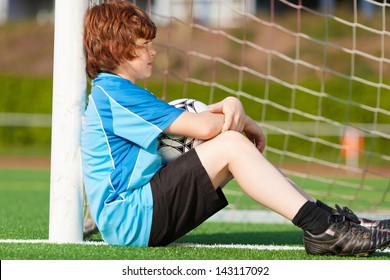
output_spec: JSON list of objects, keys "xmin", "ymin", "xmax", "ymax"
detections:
[{"xmin": 135, "ymin": 40, "xmax": 152, "ymax": 49}]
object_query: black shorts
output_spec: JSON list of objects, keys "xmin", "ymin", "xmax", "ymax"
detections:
[{"xmin": 148, "ymin": 149, "xmax": 228, "ymax": 246}]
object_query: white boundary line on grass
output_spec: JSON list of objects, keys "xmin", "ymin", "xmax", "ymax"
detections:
[
  {"xmin": 173, "ymin": 243, "xmax": 304, "ymax": 251},
  {"xmin": 175, "ymin": 243, "xmax": 390, "ymax": 253},
  {"xmin": 0, "ymin": 239, "xmax": 108, "ymax": 245},
  {"xmin": 1, "ymin": 239, "xmax": 389, "ymax": 253},
  {"xmin": 0, "ymin": 239, "xmax": 303, "ymax": 250}
]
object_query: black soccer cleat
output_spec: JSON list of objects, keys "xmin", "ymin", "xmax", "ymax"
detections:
[
  {"xmin": 359, "ymin": 217, "xmax": 390, "ymax": 230},
  {"xmin": 334, "ymin": 204, "xmax": 390, "ymax": 231},
  {"xmin": 303, "ymin": 208, "xmax": 390, "ymax": 256}
]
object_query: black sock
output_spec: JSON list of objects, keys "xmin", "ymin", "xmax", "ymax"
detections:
[
  {"xmin": 292, "ymin": 201, "xmax": 331, "ymax": 235},
  {"xmin": 315, "ymin": 200, "xmax": 334, "ymax": 214}
]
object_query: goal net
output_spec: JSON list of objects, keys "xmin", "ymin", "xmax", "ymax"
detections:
[
  {"xmin": 145, "ymin": 0, "xmax": 389, "ymax": 218},
  {"xmin": 77, "ymin": 0, "xmax": 389, "ymax": 233}
]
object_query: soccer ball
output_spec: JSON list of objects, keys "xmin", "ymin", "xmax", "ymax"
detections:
[{"xmin": 158, "ymin": 98, "xmax": 209, "ymax": 164}]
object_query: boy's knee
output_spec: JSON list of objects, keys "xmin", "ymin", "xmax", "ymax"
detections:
[
  {"xmin": 219, "ymin": 130, "xmax": 248, "ymax": 143},
  {"xmin": 199, "ymin": 131, "xmax": 252, "ymax": 155}
]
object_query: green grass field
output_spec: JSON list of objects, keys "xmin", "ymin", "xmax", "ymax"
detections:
[{"xmin": 0, "ymin": 167, "xmax": 389, "ymax": 260}]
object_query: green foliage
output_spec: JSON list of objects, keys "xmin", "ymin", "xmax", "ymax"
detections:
[
  {"xmin": 1, "ymin": 73, "xmax": 389, "ymax": 160},
  {"xmin": 0, "ymin": 74, "xmax": 52, "ymax": 151},
  {"xmin": 0, "ymin": 73, "xmax": 52, "ymax": 113}
]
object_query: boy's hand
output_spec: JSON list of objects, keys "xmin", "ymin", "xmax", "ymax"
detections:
[
  {"xmin": 243, "ymin": 116, "xmax": 266, "ymax": 153},
  {"xmin": 208, "ymin": 97, "xmax": 246, "ymax": 132}
]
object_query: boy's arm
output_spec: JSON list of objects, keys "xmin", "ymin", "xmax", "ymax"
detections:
[
  {"xmin": 164, "ymin": 111, "xmax": 224, "ymax": 140},
  {"xmin": 164, "ymin": 97, "xmax": 266, "ymax": 153}
]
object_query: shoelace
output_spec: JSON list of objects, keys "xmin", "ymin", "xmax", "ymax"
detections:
[
  {"xmin": 334, "ymin": 204, "xmax": 361, "ymax": 224},
  {"xmin": 330, "ymin": 206, "xmax": 373, "ymax": 239}
]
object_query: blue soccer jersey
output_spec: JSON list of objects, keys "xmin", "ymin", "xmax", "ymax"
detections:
[{"xmin": 81, "ymin": 73, "xmax": 184, "ymax": 246}]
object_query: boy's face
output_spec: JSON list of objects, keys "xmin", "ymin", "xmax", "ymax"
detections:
[{"xmin": 115, "ymin": 38, "xmax": 156, "ymax": 83}]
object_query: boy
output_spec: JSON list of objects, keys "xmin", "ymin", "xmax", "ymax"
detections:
[{"xmin": 82, "ymin": 0, "xmax": 390, "ymax": 256}]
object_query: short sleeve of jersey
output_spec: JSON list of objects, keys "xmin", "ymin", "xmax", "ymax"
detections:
[{"xmin": 92, "ymin": 75, "xmax": 184, "ymax": 149}]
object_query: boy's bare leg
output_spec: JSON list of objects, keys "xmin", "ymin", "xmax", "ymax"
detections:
[
  {"xmin": 274, "ymin": 165, "xmax": 315, "ymax": 202},
  {"xmin": 195, "ymin": 131, "xmax": 308, "ymax": 221}
]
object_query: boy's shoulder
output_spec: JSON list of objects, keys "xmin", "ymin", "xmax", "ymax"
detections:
[
  {"xmin": 91, "ymin": 74, "xmax": 162, "ymax": 107},
  {"xmin": 93, "ymin": 73, "xmax": 147, "ymax": 94}
]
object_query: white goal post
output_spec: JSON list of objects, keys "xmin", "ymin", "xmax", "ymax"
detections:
[{"xmin": 49, "ymin": 0, "xmax": 89, "ymax": 243}]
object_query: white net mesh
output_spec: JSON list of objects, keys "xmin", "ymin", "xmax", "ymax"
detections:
[
  {"xmin": 146, "ymin": 0, "xmax": 390, "ymax": 215},
  {"xmin": 82, "ymin": 1, "xmax": 389, "ymax": 228}
]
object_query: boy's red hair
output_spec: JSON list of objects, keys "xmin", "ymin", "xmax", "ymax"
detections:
[{"xmin": 83, "ymin": 0, "xmax": 156, "ymax": 79}]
